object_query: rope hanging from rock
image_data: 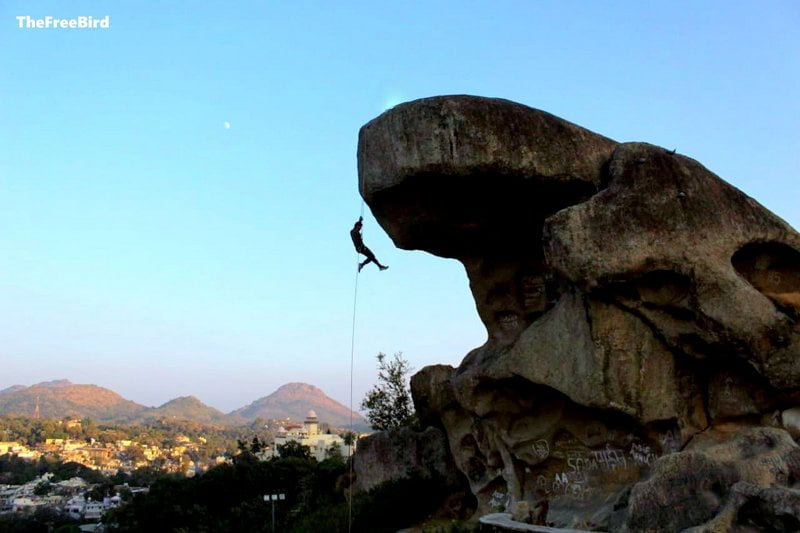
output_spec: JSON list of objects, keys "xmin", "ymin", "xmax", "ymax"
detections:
[{"xmin": 348, "ymin": 197, "xmax": 365, "ymax": 533}]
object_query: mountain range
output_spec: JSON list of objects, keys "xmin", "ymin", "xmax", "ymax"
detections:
[{"xmin": 0, "ymin": 380, "xmax": 368, "ymax": 430}]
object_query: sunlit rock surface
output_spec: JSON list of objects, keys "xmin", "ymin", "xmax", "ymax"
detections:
[{"xmin": 357, "ymin": 95, "xmax": 800, "ymax": 530}]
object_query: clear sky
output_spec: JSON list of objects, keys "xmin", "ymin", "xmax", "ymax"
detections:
[{"xmin": 1, "ymin": 1, "xmax": 798, "ymax": 413}]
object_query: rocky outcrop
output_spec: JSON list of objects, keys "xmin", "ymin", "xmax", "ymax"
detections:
[
  {"xmin": 617, "ymin": 426, "xmax": 800, "ymax": 531},
  {"xmin": 353, "ymin": 426, "xmax": 463, "ymax": 492},
  {"xmin": 357, "ymin": 96, "xmax": 800, "ymax": 530},
  {"xmin": 351, "ymin": 425, "xmax": 476, "ymax": 523}
]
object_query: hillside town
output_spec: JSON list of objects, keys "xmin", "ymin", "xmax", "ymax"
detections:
[
  {"xmin": 0, "ymin": 412, "xmax": 358, "ymax": 529},
  {"xmin": 1, "ymin": 472, "xmax": 129, "ymax": 528},
  {"xmin": 1, "ymin": 429, "xmax": 226, "ymax": 527},
  {"xmin": 2, "ymin": 434, "xmax": 221, "ymax": 478}
]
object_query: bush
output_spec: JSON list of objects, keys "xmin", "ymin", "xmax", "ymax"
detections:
[{"xmin": 290, "ymin": 473, "xmax": 457, "ymax": 533}]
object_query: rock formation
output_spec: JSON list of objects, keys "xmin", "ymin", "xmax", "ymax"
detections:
[
  {"xmin": 356, "ymin": 95, "xmax": 800, "ymax": 530},
  {"xmin": 353, "ymin": 426, "xmax": 462, "ymax": 492}
]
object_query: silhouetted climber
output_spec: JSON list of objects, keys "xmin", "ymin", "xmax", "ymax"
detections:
[{"xmin": 350, "ymin": 217, "xmax": 388, "ymax": 272}]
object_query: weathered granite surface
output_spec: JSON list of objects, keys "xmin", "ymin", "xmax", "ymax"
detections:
[
  {"xmin": 352, "ymin": 425, "xmax": 463, "ymax": 492},
  {"xmin": 357, "ymin": 95, "xmax": 800, "ymax": 530}
]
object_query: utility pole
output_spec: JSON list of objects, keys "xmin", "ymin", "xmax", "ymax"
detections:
[{"xmin": 264, "ymin": 492, "xmax": 285, "ymax": 532}]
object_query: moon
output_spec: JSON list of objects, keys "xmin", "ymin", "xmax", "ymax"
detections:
[{"xmin": 223, "ymin": 121, "xmax": 231, "ymax": 129}]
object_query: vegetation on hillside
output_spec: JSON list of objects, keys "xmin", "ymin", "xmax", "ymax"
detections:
[
  {"xmin": 0, "ymin": 381, "xmax": 145, "ymax": 423},
  {"xmin": 144, "ymin": 396, "xmax": 232, "ymax": 425},
  {"xmin": 0, "ymin": 454, "xmax": 109, "ymax": 485}
]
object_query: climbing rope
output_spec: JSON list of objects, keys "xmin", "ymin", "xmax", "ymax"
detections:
[{"xmin": 348, "ymin": 198, "xmax": 366, "ymax": 533}]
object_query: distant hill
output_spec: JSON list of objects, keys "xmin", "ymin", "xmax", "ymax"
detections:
[
  {"xmin": 0, "ymin": 380, "xmax": 369, "ymax": 430},
  {"xmin": 137, "ymin": 396, "xmax": 233, "ymax": 425},
  {"xmin": 0, "ymin": 385, "xmax": 26, "ymax": 396},
  {"xmin": 0, "ymin": 380, "xmax": 147, "ymax": 422},
  {"xmin": 229, "ymin": 382, "xmax": 368, "ymax": 430}
]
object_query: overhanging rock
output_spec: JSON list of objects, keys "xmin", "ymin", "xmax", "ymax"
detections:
[{"xmin": 358, "ymin": 95, "xmax": 800, "ymax": 530}]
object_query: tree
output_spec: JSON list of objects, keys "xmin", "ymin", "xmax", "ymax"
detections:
[
  {"xmin": 118, "ymin": 486, "xmax": 133, "ymax": 502},
  {"xmin": 360, "ymin": 352, "xmax": 415, "ymax": 431},
  {"xmin": 276, "ymin": 440, "xmax": 312, "ymax": 460},
  {"xmin": 236, "ymin": 438, "xmax": 248, "ymax": 453},
  {"xmin": 86, "ymin": 486, "xmax": 104, "ymax": 502},
  {"xmin": 121, "ymin": 445, "xmax": 146, "ymax": 464},
  {"xmin": 324, "ymin": 442, "xmax": 343, "ymax": 463},
  {"xmin": 250, "ymin": 436, "xmax": 264, "ymax": 454},
  {"xmin": 33, "ymin": 480, "xmax": 52, "ymax": 496},
  {"xmin": 341, "ymin": 431, "xmax": 356, "ymax": 447}
]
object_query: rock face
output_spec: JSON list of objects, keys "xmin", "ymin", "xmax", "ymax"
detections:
[
  {"xmin": 357, "ymin": 96, "xmax": 800, "ymax": 529},
  {"xmin": 353, "ymin": 426, "xmax": 463, "ymax": 492},
  {"xmin": 618, "ymin": 426, "xmax": 800, "ymax": 531}
]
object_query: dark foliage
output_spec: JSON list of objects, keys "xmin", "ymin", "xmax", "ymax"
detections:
[
  {"xmin": 105, "ymin": 455, "xmax": 329, "ymax": 533},
  {"xmin": 0, "ymin": 454, "xmax": 107, "ymax": 485},
  {"xmin": 105, "ymin": 445, "xmax": 463, "ymax": 533},
  {"xmin": 276, "ymin": 440, "xmax": 312, "ymax": 460},
  {"xmin": 291, "ymin": 473, "xmax": 458, "ymax": 532},
  {"xmin": 0, "ymin": 508, "xmax": 79, "ymax": 533}
]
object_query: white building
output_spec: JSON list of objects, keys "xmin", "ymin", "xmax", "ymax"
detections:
[
  {"xmin": 65, "ymin": 494, "xmax": 121, "ymax": 521},
  {"xmin": 65, "ymin": 495, "xmax": 86, "ymax": 520},
  {"xmin": 270, "ymin": 410, "xmax": 354, "ymax": 462},
  {"xmin": 83, "ymin": 500, "xmax": 105, "ymax": 520}
]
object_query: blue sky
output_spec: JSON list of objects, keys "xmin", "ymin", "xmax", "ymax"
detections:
[{"xmin": 1, "ymin": 1, "xmax": 798, "ymax": 413}]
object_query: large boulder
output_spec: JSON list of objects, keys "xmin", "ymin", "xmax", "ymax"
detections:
[
  {"xmin": 357, "ymin": 95, "xmax": 800, "ymax": 529},
  {"xmin": 352, "ymin": 425, "xmax": 464, "ymax": 492}
]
